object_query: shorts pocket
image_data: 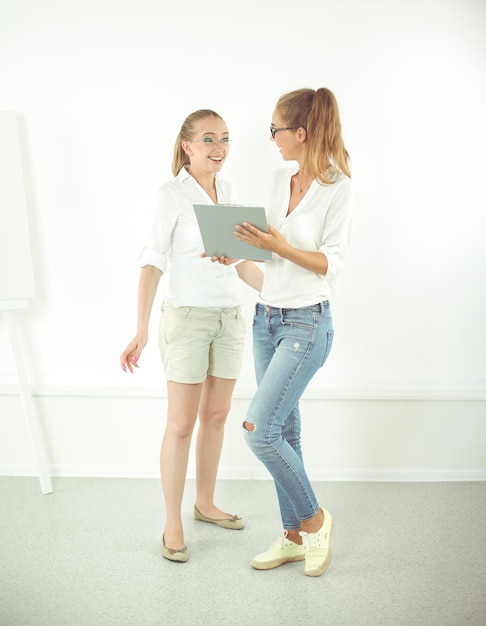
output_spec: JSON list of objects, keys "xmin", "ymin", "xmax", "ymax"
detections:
[{"xmin": 160, "ymin": 306, "xmax": 192, "ymax": 345}]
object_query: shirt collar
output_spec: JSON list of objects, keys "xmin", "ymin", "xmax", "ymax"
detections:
[
  {"xmin": 177, "ymin": 166, "xmax": 193, "ymax": 183},
  {"xmin": 176, "ymin": 166, "xmax": 219, "ymax": 186}
]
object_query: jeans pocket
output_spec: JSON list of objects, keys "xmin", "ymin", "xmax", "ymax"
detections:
[
  {"xmin": 281, "ymin": 309, "xmax": 314, "ymax": 330},
  {"xmin": 320, "ymin": 330, "xmax": 334, "ymax": 366}
]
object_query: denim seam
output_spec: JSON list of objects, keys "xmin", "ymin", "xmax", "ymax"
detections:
[
  {"xmin": 262, "ymin": 318, "xmax": 318, "ymax": 520},
  {"xmin": 266, "ymin": 439, "xmax": 318, "ymax": 520}
]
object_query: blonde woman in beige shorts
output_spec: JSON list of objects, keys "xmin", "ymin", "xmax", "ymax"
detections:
[{"xmin": 120, "ymin": 109, "xmax": 262, "ymax": 563}]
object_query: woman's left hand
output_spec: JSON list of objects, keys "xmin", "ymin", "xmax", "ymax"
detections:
[{"xmin": 234, "ymin": 223, "xmax": 287, "ymax": 255}]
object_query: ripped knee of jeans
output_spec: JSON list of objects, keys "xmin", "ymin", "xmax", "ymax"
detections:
[{"xmin": 243, "ymin": 421, "xmax": 255, "ymax": 432}]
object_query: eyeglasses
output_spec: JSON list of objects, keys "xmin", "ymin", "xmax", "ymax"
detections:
[
  {"xmin": 270, "ymin": 125, "xmax": 299, "ymax": 139},
  {"xmin": 188, "ymin": 137, "xmax": 232, "ymax": 146}
]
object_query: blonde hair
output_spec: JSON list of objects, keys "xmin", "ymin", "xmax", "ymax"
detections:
[
  {"xmin": 172, "ymin": 109, "xmax": 224, "ymax": 176},
  {"xmin": 276, "ymin": 88, "xmax": 351, "ymax": 183}
]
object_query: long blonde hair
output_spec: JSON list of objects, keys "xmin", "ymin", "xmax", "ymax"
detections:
[
  {"xmin": 276, "ymin": 88, "xmax": 351, "ymax": 183},
  {"xmin": 172, "ymin": 109, "xmax": 224, "ymax": 176}
]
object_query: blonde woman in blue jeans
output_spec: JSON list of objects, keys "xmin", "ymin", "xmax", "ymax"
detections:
[{"xmin": 227, "ymin": 88, "xmax": 356, "ymax": 577}]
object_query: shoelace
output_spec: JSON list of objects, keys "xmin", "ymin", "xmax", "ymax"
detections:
[
  {"xmin": 299, "ymin": 530, "xmax": 319, "ymax": 550},
  {"xmin": 272, "ymin": 531, "xmax": 290, "ymax": 548}
]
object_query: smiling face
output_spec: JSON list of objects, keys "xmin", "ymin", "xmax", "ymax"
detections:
[
  {"xmin": 182, "ymin": 116, "xmax": 230, "ymax": 176},
  {"xmin": 270, "ymin": 108, "xmax": 307, "ymax": 162}
]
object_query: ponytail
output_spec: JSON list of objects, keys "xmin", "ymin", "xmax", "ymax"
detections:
[
  {"xmin": 172, "ymin": 129, "xmax": 189, "ymax": 177},
  {"xmin": 276, "ymin": 88, "xmax": 351, "ymax": 183}
]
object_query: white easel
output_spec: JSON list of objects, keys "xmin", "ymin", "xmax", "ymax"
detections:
[
  {"xmin": 1, "ymin": 303, "xmax": 53, "ymax": 494},
  {"xmin": 1, "ymin": 111, "xmax": 53, "ymax": 494}
]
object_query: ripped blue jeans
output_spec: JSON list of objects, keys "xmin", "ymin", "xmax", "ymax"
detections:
[{"xmin": 244, "ymin": 301, "xmax": 334, "ymax": 530}]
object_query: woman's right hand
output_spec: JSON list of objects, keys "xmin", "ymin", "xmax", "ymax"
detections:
[
  {"xmin": 120, "ymin": 333, "xmax": 148, "ymax": 373},
  {"xmin": 201, "ymin": 252, "xmax": 238, "ymax": 265}
]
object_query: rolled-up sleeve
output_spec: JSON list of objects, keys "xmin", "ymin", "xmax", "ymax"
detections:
[
  {"xmin": 319, "ymin": 178, "xmax": 356, "ymax": 279},
  {"xmin": 139, "ymin": 187, "xmax": 177, "ymax": 272}
]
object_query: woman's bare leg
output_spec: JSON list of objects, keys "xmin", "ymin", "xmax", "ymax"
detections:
[
  {"xmin": 195, "ymin": 375, "xmax": 237, "ymax": 518},
  {"xmin": 160, "ymin": 381, "xmax": 202, "ymax": 550}
]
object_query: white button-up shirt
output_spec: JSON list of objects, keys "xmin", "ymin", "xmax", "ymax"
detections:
[
  {"xmin": 260, "ymin": 166, "xmax": 357, "ymax": 307},
  {"xmin": 139, "ymin": 168, "xmax": 243, "ymax": 309}
]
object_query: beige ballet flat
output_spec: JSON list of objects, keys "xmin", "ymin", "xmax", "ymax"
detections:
[
  {"xmin": 194, "ymin": 505, "xmax": 245, "ymax": 530},
  {"xmin": 161, "ymin": 534, "xmax": 189, "ymax": 562}
]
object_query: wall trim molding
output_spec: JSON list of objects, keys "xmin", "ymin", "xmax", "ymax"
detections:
[
  {"xmin": 1, "ymin": 465, "xmax": 485, "ymax": 482},
  {"xmin": 1, "ymin": 380, "xmax": 485, "ymax": 401}
]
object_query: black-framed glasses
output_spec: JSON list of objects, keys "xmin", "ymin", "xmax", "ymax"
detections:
[{"xmin": 270, "ymin": 125, "xmax": 299, "ymax": 139}]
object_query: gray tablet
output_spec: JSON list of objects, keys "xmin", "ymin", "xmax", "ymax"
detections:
[{"xmin": 193, "ymin": 204, "xmax": 273, "ymax": 261}]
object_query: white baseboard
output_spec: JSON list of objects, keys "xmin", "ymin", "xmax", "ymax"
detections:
[
  {"xmin": 1, "ymin": 465, "xmax": 485, "ymax": 482},
  {"xmin": 1, "ymin": 377, "xmax": 486, "ymax": 400}
]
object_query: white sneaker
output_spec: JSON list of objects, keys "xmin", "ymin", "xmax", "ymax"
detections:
[
  {"xmin": 299, "ymin": 508, "xmax": 333, "ymax": 577},
  {"xmin": 251, "ymin": 531, "xmax": 306, "ymax": 570}
]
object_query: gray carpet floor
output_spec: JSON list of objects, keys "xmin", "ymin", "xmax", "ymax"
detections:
[{"xmin": 0, "ymin": 477, "xmax": 485, "ymax": 626}]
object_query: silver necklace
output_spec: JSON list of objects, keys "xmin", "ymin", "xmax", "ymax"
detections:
[{"xmin": 296, "ymin": 173, "xmax": 310, "ymax": 193}]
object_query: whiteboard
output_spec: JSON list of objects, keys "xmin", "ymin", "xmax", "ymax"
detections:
[{"xmin": 0, "ymin": 111, "xmax": 35, "ymax": 308}]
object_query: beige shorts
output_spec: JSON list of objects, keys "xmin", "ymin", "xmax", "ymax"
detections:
[{"xmin": 159, "ymin": 303, "xmax": 246, "ymax": 384}]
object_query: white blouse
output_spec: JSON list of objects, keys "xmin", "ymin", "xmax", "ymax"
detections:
[
  {"xmin": 139, "ymin": 168, "xmax": 243, "ymax": 309},
  {"xmin": 260, "ymin": 166, "xmax": 356, "ymax": 307}
]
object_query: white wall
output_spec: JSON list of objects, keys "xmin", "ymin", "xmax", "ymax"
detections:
[{"xmin": 1, "ymin": 0, "xmax": 485, "ymax": 480}]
